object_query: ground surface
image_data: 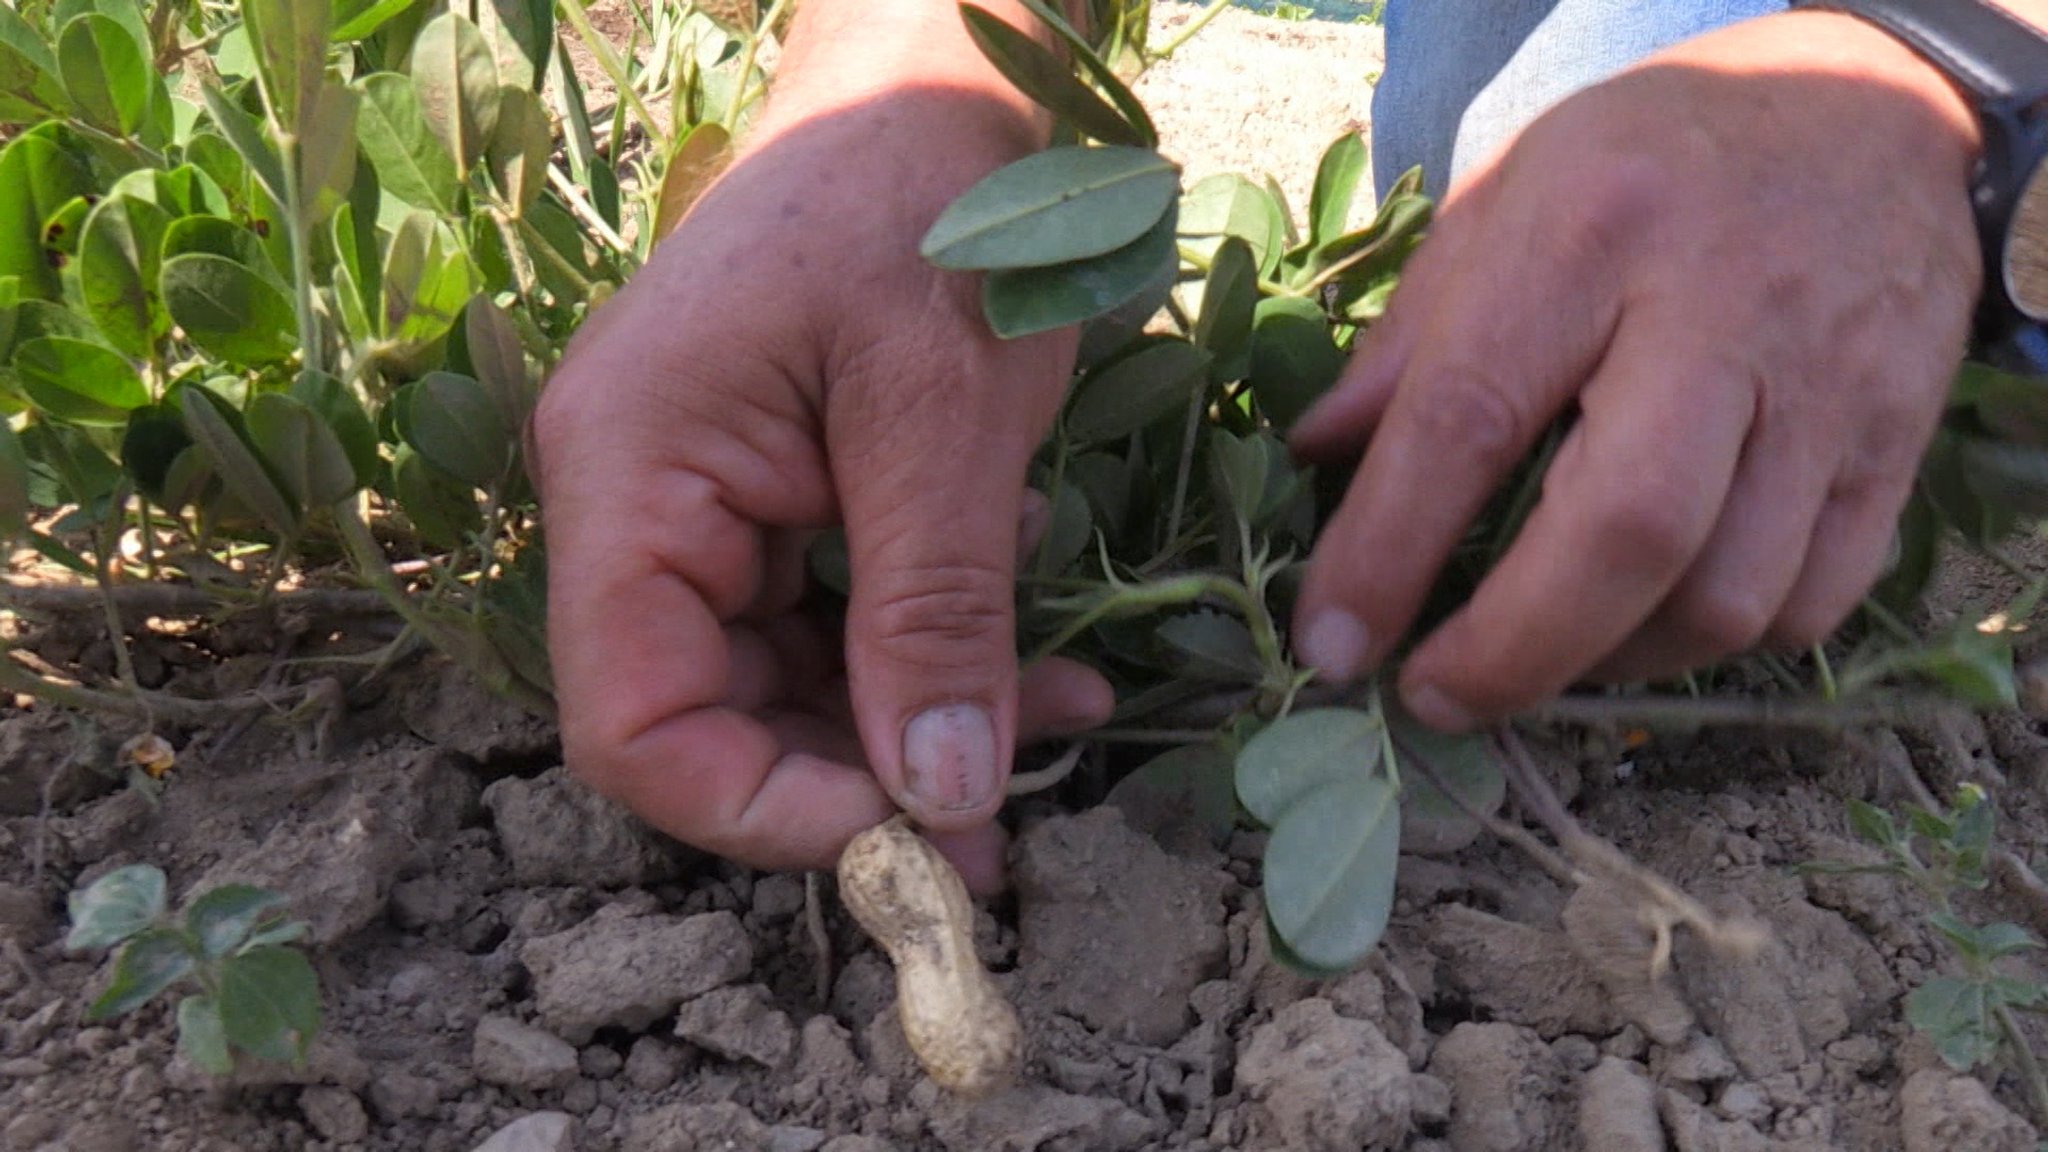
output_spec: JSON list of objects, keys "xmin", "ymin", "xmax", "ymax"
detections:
[{"xmin": 8, "ymin": 7, "xmax": 2048, "ymax": 1152}]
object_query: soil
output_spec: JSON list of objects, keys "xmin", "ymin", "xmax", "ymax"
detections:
[{"xmin": 6, "ymin": 8, "xmax": 2048, "ymax": 1152}]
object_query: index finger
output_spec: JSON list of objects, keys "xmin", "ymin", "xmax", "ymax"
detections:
[{"xmin": 1396, "ymin": 315, "xmax": 1755, "ymax": 726}]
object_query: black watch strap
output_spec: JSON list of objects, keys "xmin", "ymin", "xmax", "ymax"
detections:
[{"xmin": 1791, "ymin": 0, "xmax": 2048, "ymax": 104}]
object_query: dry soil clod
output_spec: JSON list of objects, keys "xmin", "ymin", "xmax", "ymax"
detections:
[{"xmin": 836, "ymin": 815, "xmax": 1024, "ymax": 1097}]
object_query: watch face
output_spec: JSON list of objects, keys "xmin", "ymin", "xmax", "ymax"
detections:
[{"xmin": 2012, "ymin": 162, "xmax": 2048, "ymax": 323}]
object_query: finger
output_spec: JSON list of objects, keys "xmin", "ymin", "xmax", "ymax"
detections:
[
  {"xmin": 831, "ymin": 320, "xmax": 1074, "ymax": 831},
  {"xmin": 925, "ymin": 824, "xmax": 1010, "ymax": 897},
  {"xmin": 1591, "ymin": 433, "xmax": 1836, "ymax": 683},
  {"xmin": 1291, "ymin": 172, "xmax": 1639, "ymax": 683},
  {"xmin": 747, "ymin": 529, "xmax": 819, "ymax": 621},
  {"xmin": 1767, "ymin": 475, "xmax": 1914, "ymax": 648},
  {"xmin": 1396, "ymin": 320, "xmax": 1756, "ymax": 727},
  {"xmin": 1017, "ymin": 656, "xmax": 1115, "ymax": 739}
]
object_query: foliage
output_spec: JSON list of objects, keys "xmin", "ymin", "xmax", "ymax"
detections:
[
  {"xmin": 1806, "ymin": 788, "xmax": 2048, "ymax": 1124},
  {"xmin": 66, "ymin": 863, "xmax": 318, "ymax": 1074},
  {"xmin": 930, "ymin": 1, "xmax": 2048, "ymax": 974},
  {"xmin": 0, "ymin": 0, "xmax": 782, "ymax": 720}
]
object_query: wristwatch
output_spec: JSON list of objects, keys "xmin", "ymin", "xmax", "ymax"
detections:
[{"xmin": 1792, "ymin": 0, "xmax": 2048, "ymax": 368}]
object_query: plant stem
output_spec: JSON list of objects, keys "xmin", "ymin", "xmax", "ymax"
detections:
[
  {"xmin": 515, "ymin": 216, "xmax": 599, "ymax": 296},
  {"xmin": 1812, "ymin": 642, "xmax": 1838, "ymax": 702},
  {"xmin": 1, "ymin": 582, "xmax": 393, "ymax": 619},
  {"xmin": 1994, "ymin": 1001, "xmax": 2048, "ymax": 1130},
  {"xmin": 279, "ymin": 136, "xmax": 323, "ymax": 377},
  {"xmin": 90, "ymin": 522, "xmax": 141, "ymax": 699},
  {"xmin": 1150, "ymin": 0, "xmax": 1230, "ymax": 60},
  {"xmin": 723, "ymin": 0, "xmax": 795, "ymax": 133},
  {"xmin": 544, "ymin": 166, "xmax": 632, "ymax": 256},
  {"xmin": 1163, "ymin": 375, "xmax": 1207, "ymax": 554},
  {"xmin": 556, "ymin": 0, "xmax": 665, "ymax": 147}
]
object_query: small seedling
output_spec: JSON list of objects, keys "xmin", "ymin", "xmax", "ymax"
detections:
[
  {"xmin": 1808, "ymin": 788, "xmax": 2048, "ymax": 1122},
  {"xmin": 66, "ymin": 864, "xmax": 320, "ymax": 1075}
]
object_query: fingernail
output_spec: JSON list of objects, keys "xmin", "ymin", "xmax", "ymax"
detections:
[
  {"xmin": 1298, "ymin": 609, "xmax": 1371, "ymax": 683},
  {"xmin": 903, "ymin": 703, "xmax": 998, "ymax": 813},
  {"xmin": 1404, "ymin": 683, "xmax": 1477, "ymax": 732}
]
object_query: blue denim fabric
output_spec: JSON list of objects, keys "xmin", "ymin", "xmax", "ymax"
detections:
[{"xmin": 1372, "ymin": 0, "xmax": 1788, "ymax": 199}]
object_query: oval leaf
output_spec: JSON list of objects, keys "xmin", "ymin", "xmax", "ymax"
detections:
[
  {"xmin": 88, "ymin": 927, "xmax": 195, "ymax": 1020},
  {"xmin": 77, "ymin": 194, "xmax": 172, "ymax": 357},
  {"xmin": 410, "ymin": 12, "xmax": 501, "ymax": 177},
  {"xmin": 922, "ymin": 145, "xmax": 1179, "ymax": 271},
  {"xmin": 218, "ymin": 945, "xmax": 321, "ymax": 1064},
  {"xmin": 983, "ymin": 204, "xmax": 1178, "ymax": 339},
  {"xmin": 392, "ymin": 443, "xmax": 481, "ymax": 549},
  {"xmin": 405, "ymin": 370, "xmax": 509, "ymax": 487},
  {"xmin": 1235, "ymin": 707, "xmax": 1382, "ymax": 826},
  {"xmin": 246, "ymin": 391, "xmax": 358, "ymax": 509},
  {"xmin": 66, "ymin": 863, "xmax": 167, "ymax": 951},
  {"xmin": 961, "ymin": 5, "xmax": 1144, "ymax": 147},
  {"xmin": 1065, "ymin": 338, "xmax": 1210, "ymax": 445},
  {"xmin": 16, "ymin": 337, "xmax": 148, "ymax": 425},
  {"xmin": 162, "ymin": 252, "xmax": 298, "ymax": 366},
  {"xmin": 1261, "ymin": 774, "xmax": 1400, "ymax": 971},
  {"xmin": 484, "ymin": 84, "xmax": 548, "ymax": 217},
  {"xmin": 185, "ymin": 885, "xmax": 292, "ymax": 960},
  {"xmin": 180, "ymin": 387, "xmax": 298, "ymax": 536},
  {"xmin": 58, "ymin": 13, "xmax": 151, "ymax": 135},
  {"xmin": 178, "ymin": 994, "xmax": 233, "ymax": 1075}
]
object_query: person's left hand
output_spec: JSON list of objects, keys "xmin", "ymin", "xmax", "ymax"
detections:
[{"xmin": 1288, "ymin": 10, "xmax": 1987, "ymax": 727}]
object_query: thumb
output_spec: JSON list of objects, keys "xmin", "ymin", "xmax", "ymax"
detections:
[{"xmin": 830, "ymin": 329, "xmax": 1072, "ymax": 831}]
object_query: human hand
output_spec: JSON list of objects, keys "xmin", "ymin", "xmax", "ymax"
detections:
[
  {"xmin": 532, "ymin": 75, "xmax": 1110, "ymax": 890},
  {"xmin": 1289, "ymin": 11, "xmax": 1986, "ymax": 727}
]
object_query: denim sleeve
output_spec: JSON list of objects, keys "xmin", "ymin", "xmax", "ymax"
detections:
[{"xmin": 1372, "ymin": 0, "xmax": 1789, "ymax": 199}]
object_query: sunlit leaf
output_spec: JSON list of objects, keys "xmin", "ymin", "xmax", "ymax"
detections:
[
  {"xmin": 961, "ymin": 4, "xmax": 1145, "ymax": 147},
  {"xmin": 651, "ymin": 122, "xmax": 729, "ymax": 245},
  {"xmin": 77, "ymin": 194, "xmax": 172, "ymax": 358},
  {"xmin": 1306, "ymin": 131, "xmax": 1366, "ymax": 250},
  {"xmin": 410, "ymin": 12, "xmax": 501, "ymax": 177},
  {"xmin": 983, "ymin": 204, "xmax": 1177, "ymax": 338},
  {"xmin": 57, "ymin": 13, "xmax": 150, "ymax": 135},
  {"xmin": 483, "ymin": 84, "xmax": 549, "ymax": 217},
  {"xmin": 161, "ymin": 253, "xmax": 298, "ymax": 366},
  {"xmin": 15, "ymin": 337, "xmax": 148, "ymax": 425},
  {"xmin": 922, "ymin": 145, "xmax": 1178, "ymax": 271}
]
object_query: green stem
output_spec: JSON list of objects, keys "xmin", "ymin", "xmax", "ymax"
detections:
[
  {"xmin": 279, "ymin": 135, "xmax": 322, "ymax": 377},
  {"xmin": 1994, "ymin": 1002, "xmax": 2048, "ymax": 1130},
  {"xmin": 1163, "ymin": 375, "xmax": 1207, "ymax": 554},
  {"xmin": 1151, "ymin": 0, "xmax": 1231, "ymax": 60},
  {"xmin": 514, "ymin": 216, "xmax": 597, "ymax": 295},
  {"xmin": 1812, "ymin": 642, "xmax": 1838, "ymax": 702},
  {"xmin": 91, "ymin": 520, "xmax": 141, "ymax": 698},
  {"xmin": 557, "ymin": 0, "xmax": 665, "ymax": 145},
  {"xmin": 723, "ymin": 0, "xmax": 795, "ymax": 133},
  {"xmin": 1177, "ymin": 242, "xmax": 1292, "ymax": 297}
]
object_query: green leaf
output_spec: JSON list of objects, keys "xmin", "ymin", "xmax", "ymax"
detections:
[
  {"xmin": 1207, "ymin": 429, "xmax": 1269, "ymax": 531},
  {"xmin": 960, "ymin": 5, "xmax": 1145, "ymax": 147},
  {"xmin": 460, "ymin": 294, "xmax": 531, "ymax": 432},
  {"xmin": 16, "ymin": 337, "xmax": 147, "ymax": 425},
  {"xmin": 122, "ymin": 402, "xmax": 193, "ymax": 502},
  {"xmin": 356, "ymin": 72, "xmax": 458, "ymax": 213},
  {"xmin": 163, "ymin": 216, "xmax": 282, "ymax": 285},
  {"xmin": 477, "ymin": 0, "xmax": 551, "ymax": 92},
  {"xmin": 404, "ymin": 370, "xmax": 509, "ymax": 487},
  {"xmin": 1157, "ymin": 612, "xmax": 1262, "ymax": 682},
  {"xmin": 241, "ymin": 0, "xmax": 329, "ymax": 132},
  {"xmin": 162, "ymin": 253, "xmax": 298, "ymax": 366},
  {"xmin": 0, "ymin": 6, "xmax": 68, "ymax": 123},
  {"xmin": 0, "ymin": 421, "xmax": 31, "ymax": 536},
  {"xmin": 178, "ymin": 995, "xmax": 233, "ymax": 1075},
  {"xmin": 409, "ymin": 12, "xmax": 501, "ymax": 178},
  {"xmin": 1907, "ymin": 632, "xmax": 2018, "ymax": 709},
  {"xmin": 77, "ymin": 194, "xmax": 171, "ymax": 358},
  {"xmin": 983, "ymin": 204, "xmax": 1178, "ymax": 339},
  {"xmin": 1307, "ymin": 132, "xmax": 1366, "ymax": 250},
  {"xmin": 1065, "ymin": 337, "xmax": 1210, "ymax": 445},
  {"xmin": 1845, "ymin": 798, "xmax": 1899, "ymax": 848},
  {"xmin": 243, "ymin": 920, "xmax": 310, "ymax": 949},
  {"xmin": 392, "ymin": 443, "xmax": 480, "ymax": 548},
  {"xmin": 1261, "ymin": 772, "xmax": 1400, "ymax": 971},
  {"xmin": 0, "ymin": 130, "xmax": 94, "ymax": 299},
  {"xmin": 1104, "ymin": 742, "xmax": 1238, "ymax": 847},
  {"xmin": 246, "ymin": 392, "xmax": 358, "ymax": 509},
  {"xmin": 218, "ymin": 945, "xmax": 321, "ymax": 1064},
  {"xmin": 1247, "ymin": 295, "xmax": 1345, "ymax": 431},
  {"xmin": 290, "ymin": 369, "xmax": 377, "ymax": 488},
  {"xmin": 1906, "ymin": 976, "xmax": 2001, "ymax": 1071},
  {"xmin": 66, "ymin": 863, "xmax": 167, "ymax": 951},
  {"xmin": 652, "ymin": 121, "xmax": 730, "ymax": 244},
  {"xmin": 484, "ymin": 84, "xmax": 549, "ymax": 217},
  {"xmin": 199, "ymin": 84, "xmax": 289, "ymax": 207},
  {"xmin": 332, "ymin": 0, "xmax": 414, "ymax": 40},
  {"xmin": 922, "ymin": 145, "xmax": 1179, "ymax": 271},
  {"xmin": 1180, "ymin": 173, "xmax": 1287, "ymax": 277},
  {"xmin": 57, "ymin": 14, "xmax": 150, "ymax": 135},
  {"xmin": 22, "ymin": 420, "xmax": 122, "ymax": 508},
  {"xmin": 1960, "ymin": 361, "xmax": 2048, "ymax": 445},
  {"xmin": 1034, "ymin": 477, "xmax": 1091, "ymax": 575},
  {"xmin": 185, "ymin": 885, "xmax": 292, "ymax": 960},
  {"xmin": 1389, "ymin": 708, "xmax": 1505, "ymax": 856},
  {"xmin": 1235, "ymin": 707, "xmax": 1383, "ymax": 826},
  {"xmin": 295, "ymin": 80, "xmax": 359, "ymax": 229},
  {"xmin": 1193, "ymin": 237, "xmax": 1258, "ymax": 381},
  {"xmin": 88, "ymin": 928, "xmax": 195, "ymax": 1019},
  {"xmin": 1011, "ymin": 0, "xmax": 1156, "ymax": 147},
  {"xmin": 180, "ymin": 387, "xmax": 298, "ymax": 536}
]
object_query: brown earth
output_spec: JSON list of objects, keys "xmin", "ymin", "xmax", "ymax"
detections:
[{"xmin": 7, "ymin": 7, "xmax": 2048, "ymax": 1152}]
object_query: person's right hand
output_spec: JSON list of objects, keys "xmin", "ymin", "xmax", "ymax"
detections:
[{"xmin": 531, "ymin": 28, "xmax": 1112, "ymax": 891}]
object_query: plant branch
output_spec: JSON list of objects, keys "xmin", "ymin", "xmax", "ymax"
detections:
[{"xmin": 0, "ymin": 582, "xmax": 394, "ymax": 620}]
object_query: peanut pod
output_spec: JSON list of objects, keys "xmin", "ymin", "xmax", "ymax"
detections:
[{"xmin": 836, "ymin": 816, "xmax": 1023, "ymax": 1096}]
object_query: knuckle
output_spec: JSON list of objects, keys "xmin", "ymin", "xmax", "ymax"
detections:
[
  {"xmin": 1408, "ymin": 361, "xmax": 1532, "ymax": 461},
  {"xmin": 859, "ymin": 559, "xmax": 1014, "ymax": 671},
  {"xmin": 1592, "ymin": 489, "xmax": 1702, "ymax": 576},
  {"xmin": 1543, "ymin": 147, "xmax": 1670, "ymax": 264},
  {"xmin": 1671, "ymin": 584, "xmax": 1775, "ymax": 656}
]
